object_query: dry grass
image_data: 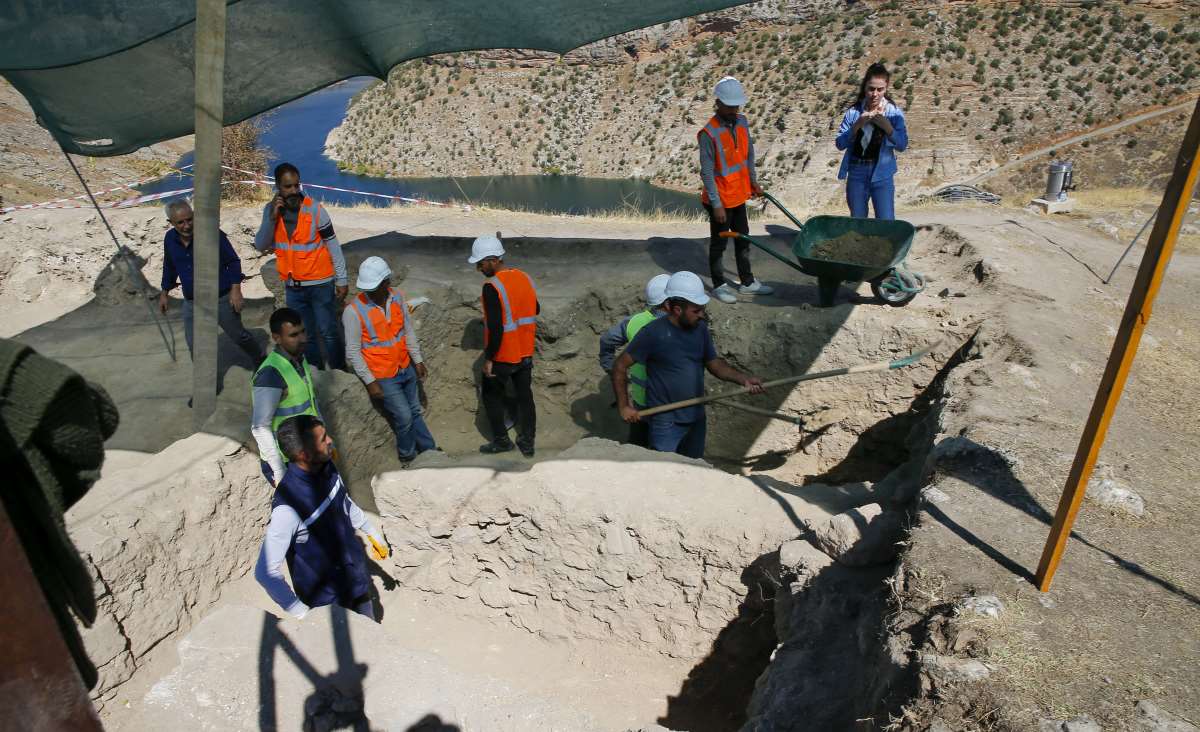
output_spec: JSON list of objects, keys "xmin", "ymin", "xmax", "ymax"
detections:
[{"xmin": 221, "ymin": 118, "xmax": 273, "ymax": 203}]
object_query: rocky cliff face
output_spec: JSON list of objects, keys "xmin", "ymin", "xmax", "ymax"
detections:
[{"xmin": 326, "ymin": 0, "xmax": 1199, "ymax": 208}]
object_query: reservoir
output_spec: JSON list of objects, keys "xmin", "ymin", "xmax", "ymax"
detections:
[{"xmin": 143, "ymin": 77, "xmax": 699, "ymax": 216}]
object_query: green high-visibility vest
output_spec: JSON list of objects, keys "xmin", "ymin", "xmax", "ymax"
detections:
[
  {"xmin": 625, "ymin": 310, "xmax": 656, "ymax": 408},
  {"xmin": 252, "ymin": 349, "xmax": 318, "ymax": 462}
]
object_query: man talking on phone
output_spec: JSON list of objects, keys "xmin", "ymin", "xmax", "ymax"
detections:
[{"xmin": 255, "ymin": 162, "xmax": 349, "ymax": 370}]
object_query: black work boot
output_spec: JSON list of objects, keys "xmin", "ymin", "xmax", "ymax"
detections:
[
  {"xmin": 479, "ymin": 438, "xmax": 515, "ymax": 454},
  {"xmin": 517, "ymin": 440, "xmax": 535, "ymax": 458}
]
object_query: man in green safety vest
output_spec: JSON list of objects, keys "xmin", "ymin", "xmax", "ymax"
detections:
[
  {"xmin": 251, "ymin": 307, "xmax": 321, "ymax": 486},
  {"xmin": 598, "ymin": 273, "xmax": 671, "ymax": 447}
]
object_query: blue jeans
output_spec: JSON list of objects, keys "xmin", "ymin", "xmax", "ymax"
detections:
[
  {"xmin": 648, "ymin": 415, "xmax": 707, "ymax": 460},
  {"xmin": 182, "ymin": 293, "xmax": 263, "ymax": 364},
  {"xmin": 285, "ymin": 282, "xmax": 344, "ymax": 370},
  {"xmin": 377, "ymin": 365, "xmax": 436, "ymax": 461},
  {"xmin": 845, "ymin": 163, "xmax": 895, "ymax": 220}
]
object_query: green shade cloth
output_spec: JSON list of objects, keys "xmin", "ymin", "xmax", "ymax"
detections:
[
  {"xmin": 1, "ymin": 0, "xmax": 750, "ymax": 156},
  {"xmin": 0, "ymin": 338, "xmax": 120, "ymax": 690}
]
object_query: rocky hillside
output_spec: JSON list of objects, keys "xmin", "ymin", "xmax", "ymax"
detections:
[
  {"xmin": 326, "ymin": 0, "xmax": 1200, "ymax": 208},
  {"xmin": 0, "ymin": 80, "xmax": 190, "ymax": 209}
]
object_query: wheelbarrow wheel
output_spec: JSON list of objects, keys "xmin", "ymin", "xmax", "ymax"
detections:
[{"xmin": 870, "ymin": 272, "xmax": 918, "ymax": 307}]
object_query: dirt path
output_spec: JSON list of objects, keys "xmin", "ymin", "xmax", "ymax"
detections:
[{"xmin": 965, "ymin": 99, "xmax": 1198, "ymax": 186}]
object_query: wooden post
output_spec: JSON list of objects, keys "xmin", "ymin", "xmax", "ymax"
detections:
[
  {"xmin": 1035, "ymin": 98, "xmax": 1200, "ymax": 591},
  {"xmin": 191, "ymin": 0, "xmax": 227, "ymax": 427},
  {"xmin": 0, "ymin": 500, "xmax": 103, "ymax": 731}
]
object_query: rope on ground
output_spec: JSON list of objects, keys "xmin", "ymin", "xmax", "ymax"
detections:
[
  {"xmin": 61, "ymin": 148, "xmax": 178, "ymax": 362},
  {"xmin": 878, "ymin": 264, "xmax": 926, "ymax": 296},
  {"xmin": 1103, "ymin": 207, "xmax": 1159, "ymax": 285}
]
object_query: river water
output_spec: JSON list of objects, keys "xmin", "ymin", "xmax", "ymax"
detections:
[{"xmin": 143, "ymin": 77, "xmax": 699, "ymax": 216}]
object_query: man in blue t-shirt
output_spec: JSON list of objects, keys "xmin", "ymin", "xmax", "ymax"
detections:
[
  {"xmin": 158, "ymin": 199, "xmax": 264, "ymax": 366},
  {"xmin": 612, "ymin": 271, "xmax": 764, "ymax": 459}
]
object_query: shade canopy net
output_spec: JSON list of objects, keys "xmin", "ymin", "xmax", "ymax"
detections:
[{"xmin": 1, "ymin": 0, "xmax": 749, "ymax": 157}]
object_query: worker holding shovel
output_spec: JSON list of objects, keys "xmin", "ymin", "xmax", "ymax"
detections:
[
  {"xmin": 699, "ymin": 76, "xmax": 773, "ymax": 304},
  {"xmin": 599, "ymin": 273, "xmax": 671, "ymax": 448},
  {"xmin": 612, "ymin": 271, "xmax": 764, "ymax": 459}
]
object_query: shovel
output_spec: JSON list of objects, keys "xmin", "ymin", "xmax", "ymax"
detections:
[{"xmin": 635, "ymin": 340, "xmax": 941, "ymax": 420}]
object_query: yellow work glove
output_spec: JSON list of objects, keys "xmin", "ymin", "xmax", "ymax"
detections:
[{"xmin": 367, "ymin": 535, "xmax": 389, "ymax": 561}]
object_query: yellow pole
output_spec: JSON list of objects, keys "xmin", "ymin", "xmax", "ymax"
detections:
[{"xmin": 1035, "ymin": 98, "xmax": 1200, "ymax": 591}]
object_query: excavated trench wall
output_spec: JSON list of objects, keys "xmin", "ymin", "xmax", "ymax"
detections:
[
  {"xmin": 372, "ymin": 440, "xmax": 810, "ymax": 660},
  {"xmin": 67, "ymin": 434, "xmax": 268, "ymax": 707}
]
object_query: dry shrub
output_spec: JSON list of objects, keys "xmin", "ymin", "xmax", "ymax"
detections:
[{"xmin": 221, "ymin": 117, "xmax": 273, "ymax": 202}]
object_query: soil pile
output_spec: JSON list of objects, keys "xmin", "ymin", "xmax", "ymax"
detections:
[{"xmin": 808, "ymin": 231, "xmax": 894, "ymax": 268}]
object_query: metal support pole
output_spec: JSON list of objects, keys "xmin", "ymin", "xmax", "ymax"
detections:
[
  {"xmin": 1035, "ymin": 98, "xmax": 1200, "ymax": 592},
  {"xmin": 191, "ymin": 0, "xmax": 226, "ymax": 427}
]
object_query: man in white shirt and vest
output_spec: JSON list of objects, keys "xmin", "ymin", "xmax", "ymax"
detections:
[
  {"xmin": 254, "ymin": 414, "xmax": 388, "ymax": 621},
  {"xmin": 254, "ymin": 162, "xmax": 349, "ymax": 370},
  {"xmin": 343, "ymin": 257, "xmax": 437, "ymax": 465}
]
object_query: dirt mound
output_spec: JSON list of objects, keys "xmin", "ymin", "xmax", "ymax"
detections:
[
  {"xmin": 373, "ymin": 437, "xmax": 840, "ymax": 659},
  {"xmin": 90, "ymin": 247, "xmax": 153, "ymax": 305}
]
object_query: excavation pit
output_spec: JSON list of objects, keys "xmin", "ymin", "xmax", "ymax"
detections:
[{"xmin": 46, "ymin": 220, "xmax": 985, "ymax": 730}]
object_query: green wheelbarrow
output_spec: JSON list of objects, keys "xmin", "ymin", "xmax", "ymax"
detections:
[{"xmin": 723, "ymin": 192, "xmax": 925, "ymax": 307}]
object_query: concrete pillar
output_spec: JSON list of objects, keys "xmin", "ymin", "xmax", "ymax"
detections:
[{"xmin": 191, "ymin": 0, "xmax": 226, "ymax": 427}]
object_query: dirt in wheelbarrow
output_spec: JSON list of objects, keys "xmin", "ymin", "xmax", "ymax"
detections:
[{"xmin": 809, "ymin": 231, "xmax": 895, "ymax": 268}]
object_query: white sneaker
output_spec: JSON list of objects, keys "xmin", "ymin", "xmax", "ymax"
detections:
[
  {"xmin": 739, "ymin": 279, "xmax": 774, "ymax": 296},
  {"xmin": 712, "ymin": 283, "xmax": 738, "ymax": 303}
]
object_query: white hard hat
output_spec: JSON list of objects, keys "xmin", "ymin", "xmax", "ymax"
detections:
[
  {"xmin": 663, "ymin": 271, "xmax": 710, "ymax": 306},
  {"xmin": 645, "ymin": 274, "xmax": 671, "ymax": 306},
  {"xmin": 714, "ymin": 76, "xmax": 747, "ymax": 106},
  {"xmin": 356, "ymin": 256, "xmax": 391, "ymax": 291},
  {"xmin": 468, "ymin": 234, "xmax": 505, "ymax": 264}
]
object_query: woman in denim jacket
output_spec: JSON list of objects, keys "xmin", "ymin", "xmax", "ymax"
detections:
[{"xmin": 835, "ymin": 63, "xmax": 908, "ymax": 219}]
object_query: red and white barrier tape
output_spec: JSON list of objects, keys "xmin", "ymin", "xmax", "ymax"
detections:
[
  {"xmin": 218, "ymin": 165, "xmax": 447, "ymax": 207},
  {"xmin": 0, "ymin": 165, "xmax": 196, "ymax": 214}
]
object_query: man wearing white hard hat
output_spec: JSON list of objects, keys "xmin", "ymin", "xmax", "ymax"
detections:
[
  {"xmin": 598, "ymin": 273, "xmax": 671, "ymax": 447},
  {"xmin": 699, "ymin": 76, "xmax": 773, "ymax": 305},
  {"xmin": 343, "ymin": 256, "xmax": 436, "ymax": 464},
  {"xmin": 468, "ymin": 233, "xmax": 540, "ymax": 456},
  {"xmin": 612, "ymin": 271, "xmax": 764, "ymax": 459}
]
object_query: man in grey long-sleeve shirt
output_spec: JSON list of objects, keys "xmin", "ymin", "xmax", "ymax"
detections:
[
  {"xmin": 254, "ymin": 161, "xmax": 349, "ymax": 370},
  {"xmin": 343, "ymin": 256, "xmax": 436, "ymax": 463},
  {"xmin": 699, "ymin": 76, "xmax": 773, "ymax": 304}
]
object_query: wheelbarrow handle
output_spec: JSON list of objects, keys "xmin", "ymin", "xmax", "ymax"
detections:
[
  {"xmin": 721, "ymin": 231, "xmax": 806, "ymax": 273},
  {"xmin": 760, "ymin": 191, "xmax": 806, "ymax": 231}
]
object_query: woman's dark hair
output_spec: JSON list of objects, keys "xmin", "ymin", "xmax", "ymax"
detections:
[{"xmin": 854, "ymin": 62, "xmax": 894, "ymax": 107}]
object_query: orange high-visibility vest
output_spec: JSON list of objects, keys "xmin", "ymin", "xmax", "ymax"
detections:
[
  {"xmin": 483, "ymin": 268, "xmax": 537, "ymax": 364},
  {"xmin": 273, "ymin": 196, "xmax": 335, "ymax": 283},
  {"xmin": 350, "ymin": 289, "xmax": 411, "ymax": 379},
  {"xmin": 699, "ymin": 114, "xmax": 753, "ymax": 209}
]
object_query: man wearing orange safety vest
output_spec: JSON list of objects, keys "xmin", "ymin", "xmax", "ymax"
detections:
[
  {"xmin": 469, "ymin": 234, "xmax": 539, "ymax": 457},
  {"xmin": 699, "ymin": 76, "xmax": 774, "ymax": 305},
  {"xmin": 255, "ymin": 162, "xmax": 349, "ymax": 370},
  {"xmin": 343, "ymin": 257, "xmax": 437, "ymax": 464}
]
